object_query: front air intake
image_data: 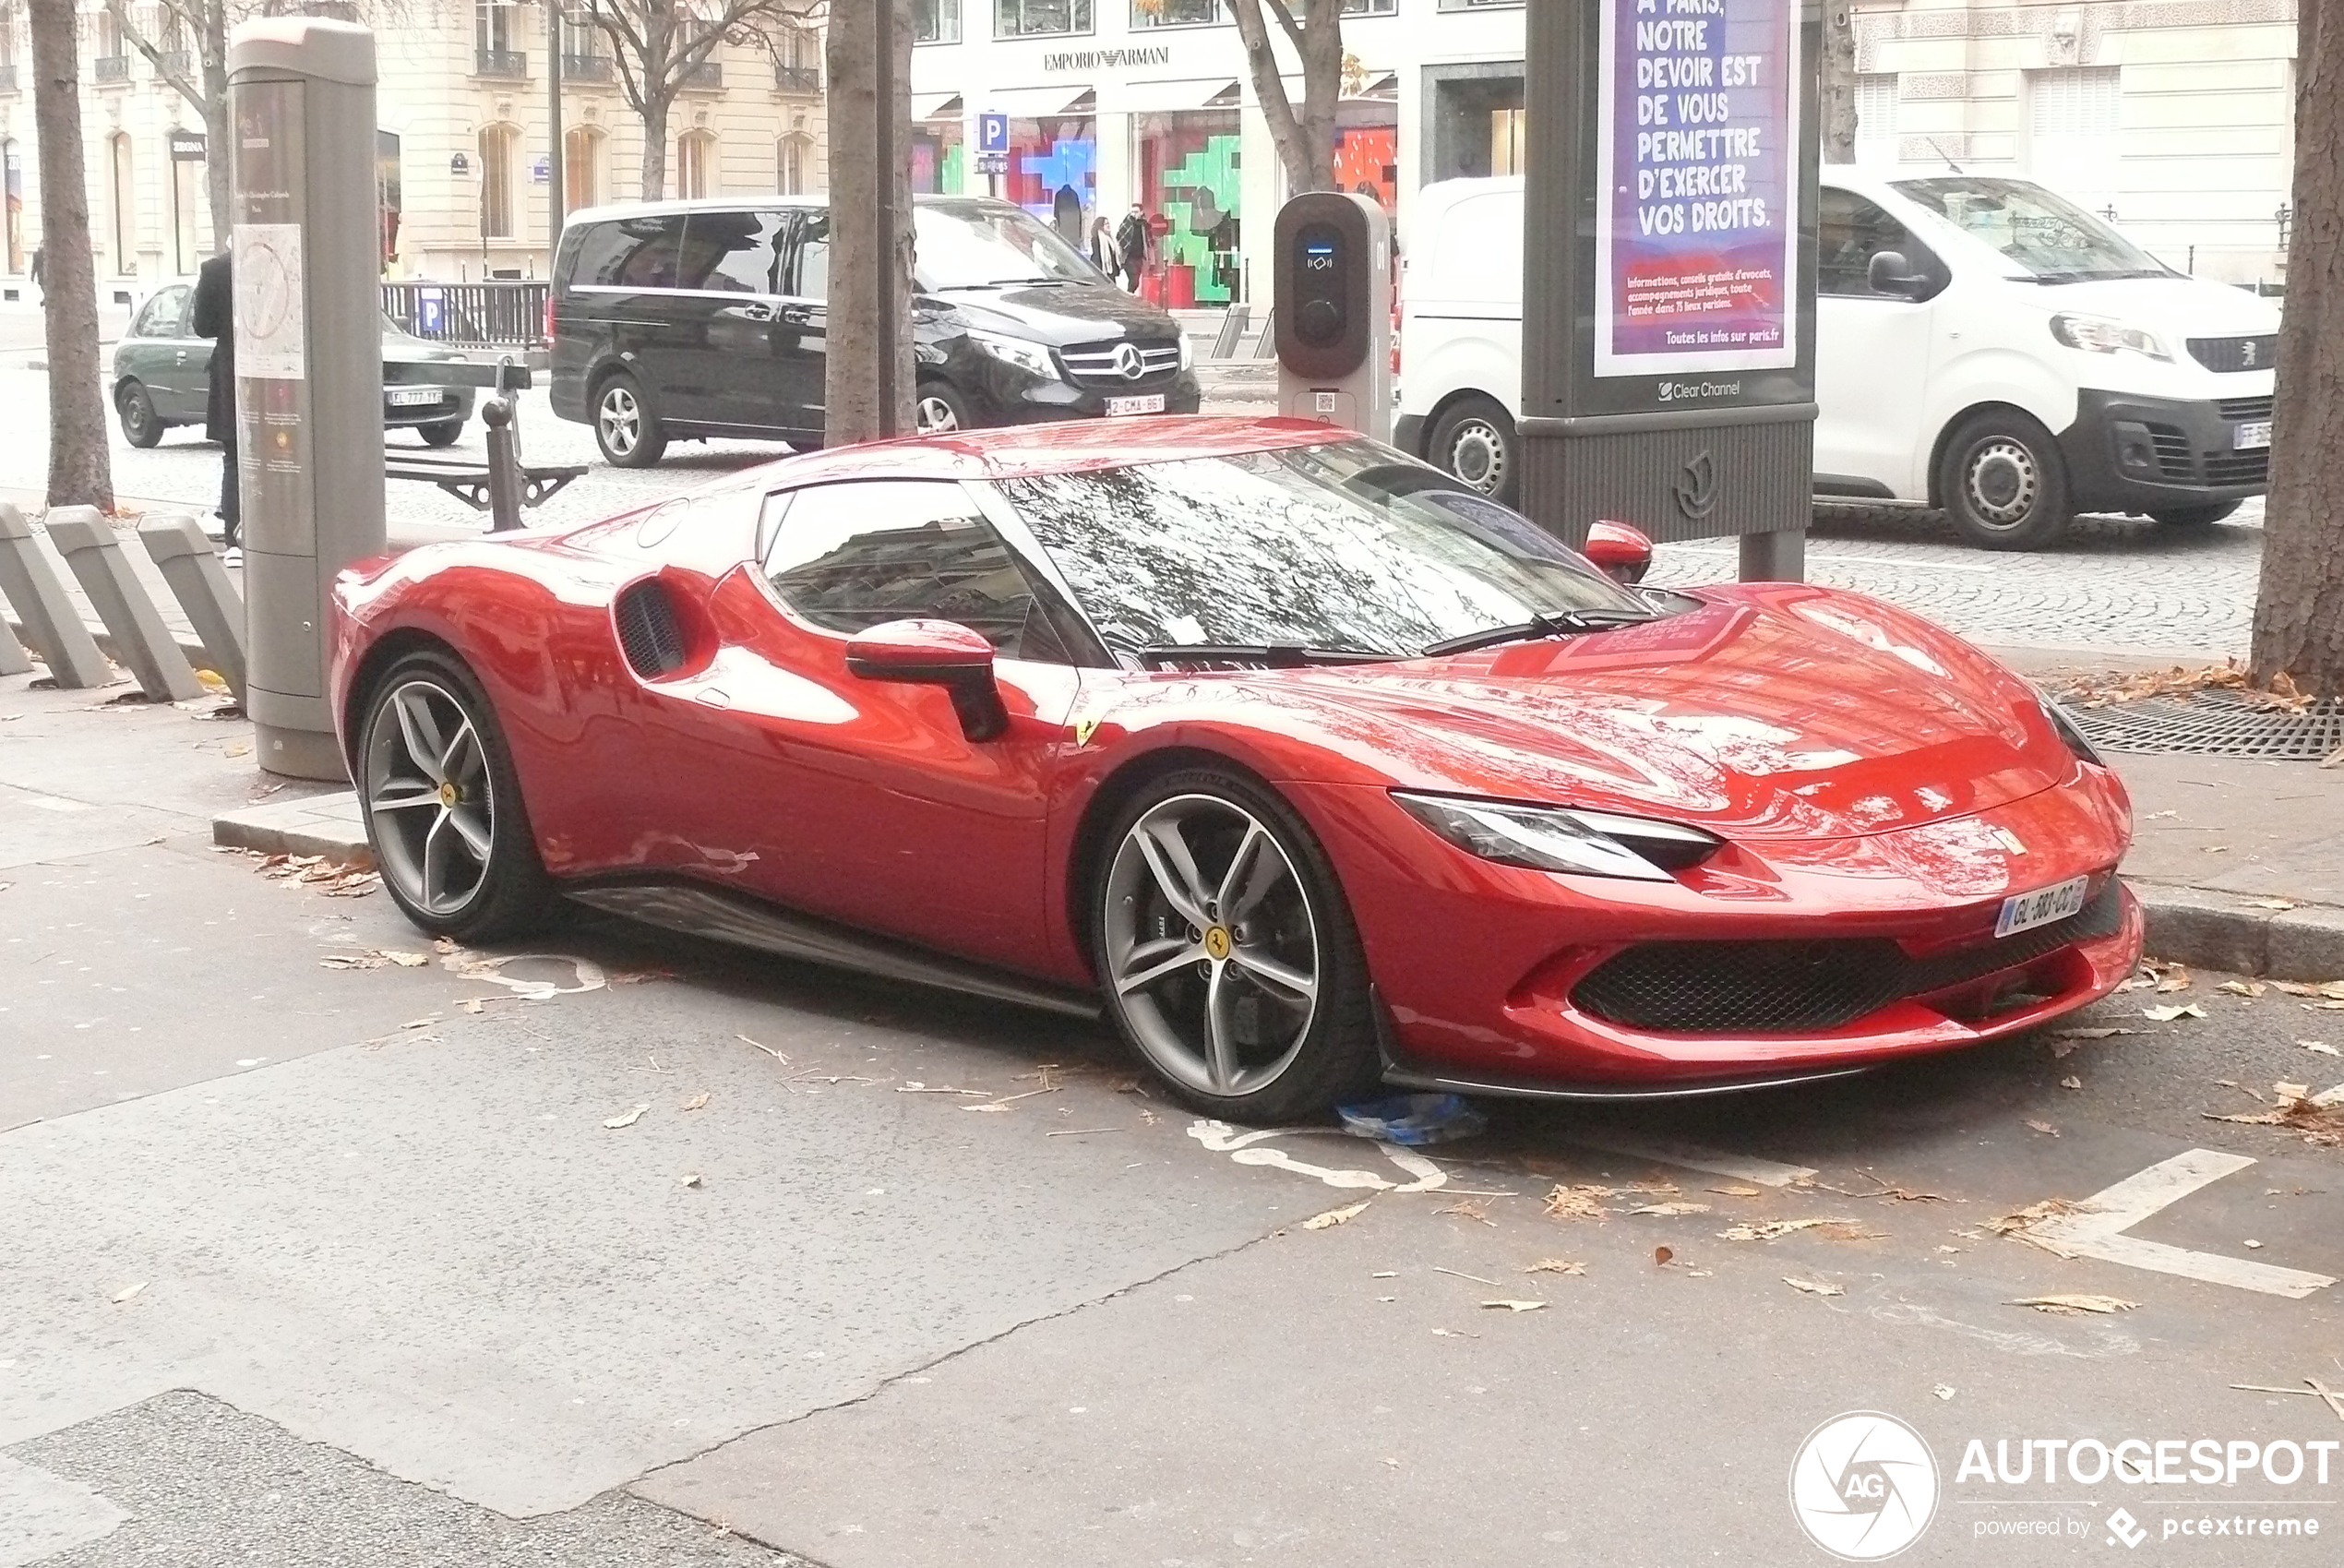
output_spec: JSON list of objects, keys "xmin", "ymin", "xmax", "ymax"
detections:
[{"xmin": 614, "ymin": 580, "xmax": 688, "ymax": 678}]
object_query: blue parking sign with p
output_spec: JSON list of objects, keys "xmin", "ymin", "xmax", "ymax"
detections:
[{"xmin": 979, "ymin": 113, "xmax": 1011, "ymax": 154}]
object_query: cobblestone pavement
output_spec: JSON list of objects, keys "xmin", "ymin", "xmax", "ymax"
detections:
[{"xmin": 0, "ymin": 365, "xmax": 2260, "ymax": 655}]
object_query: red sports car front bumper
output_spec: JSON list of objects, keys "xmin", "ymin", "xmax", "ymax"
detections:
[{"xmin": 1296, "ymin": 773, "xmax": 2144, "ymax": 1091}]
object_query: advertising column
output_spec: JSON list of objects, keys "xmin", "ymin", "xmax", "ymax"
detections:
[{"xmin": 1517, "ymin": 0, "xmax": 1818, "ymax": 578}]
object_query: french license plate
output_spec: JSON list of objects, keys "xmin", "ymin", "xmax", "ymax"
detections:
[
  {"xmin": 388, "ymin": 388, "xmax": 441, "ymax": 407},
  {"xmin": 1996, "ymin": 875, "xmax": 2092, "ymax": 939},
  {"xmin": 2232, "ymin": 419, "xmax": 2272, "ymax": 450},
  {"xmin": 1105, "ymin": 393, "xmax": 1166, "ymax": 417}
]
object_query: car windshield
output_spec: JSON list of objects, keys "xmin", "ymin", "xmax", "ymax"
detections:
[
  {"xmin": 914, "ymin": 203, "xmax": 1104, "ymax": 291},
  {"xmin": 994, "ymin": 441, "xmax": 1654, "ymax": 661},
  {"xmin": 1890, "ymin": 176, "xmax": 2171, "ymax": 281}
]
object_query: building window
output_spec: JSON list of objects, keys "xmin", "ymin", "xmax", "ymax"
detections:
[
  {"xmin": 475, "ymin": 1, "xmax": 525, "ymax": 76},
  {"xmin": 915, "ymin": 0, "xmax": 961, "ymax": 42},
  {"xmin": 1004, "ymin": 113, "xmax": 1096, "ymax": 247},
  {"xmin": 1853, "ymin": 73, "xmax": 1897, "ymax": 166},
  {"xmin": 777, "ymin": 134, "xmax": 811, "ymax": 195},
  {"xmin": 997, "ymin": 0, "xmax": 1091, "ymax": 38},
  {"xmin": 2026, "ymin": 66, "xmax": 2123, "ymax": 212},
  {"xmin": 1138, "ymin": 110, "xmax": 1241, "ymax": 305},
  {"xmin": 1437, "ymin": 0, "xmax": 1522, "ymax": 8},
  {"xmin": 1133, "ymin": 0, "xmax": 1225, "ymax": 26},
  {"xmin": 1342, "ymin": 0, "xmax": 1396, "ymax": 13},
  {"xmin": 3, "ymin": 138, "xmax": 25, "ymax": 276},
  {"xmin": 108, "ymin": 131, "xmax": 137, "ymax": 271},
  {"xmin": 914, "ymin": 115, "xmax": 964, "ymax": 195},
  {"xmin": 564, "ymin": 126, "xmax": 603, "ymax": 212},
  {"xmin": 676, "ymin": 129, "xmax": 717, "ymax": 198},
  {"xmin": 479, "ymin": 124, "xmax": 518, "ymax": 239}
]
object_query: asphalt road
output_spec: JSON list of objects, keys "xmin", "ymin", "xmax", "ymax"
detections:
[{"xmin": 3, "ymin": 681, "xmax": 2339, "ymax": 1567}]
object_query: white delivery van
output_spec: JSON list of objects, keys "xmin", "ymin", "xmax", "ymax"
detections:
[{"xmin": 1395, "ymin": 168, "xmax": 2281, "ymax": 550}]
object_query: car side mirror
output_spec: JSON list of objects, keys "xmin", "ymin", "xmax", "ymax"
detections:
[
  {"xmin": 1585, "ymin": 521, "xmax": 1654, "ymax": 586},
  {"xmin": 843, "ymin": 618, "xmax": 1010, "ymax": 742},
  {"xmin": 1867, "ymin": 250, "xmax": 1931, "ymax": 301}
]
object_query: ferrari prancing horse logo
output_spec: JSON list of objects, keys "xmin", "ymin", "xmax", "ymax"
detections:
[{"xmin": 1202, "ymin": 926, "xmax": 1233, "ymax": 961}]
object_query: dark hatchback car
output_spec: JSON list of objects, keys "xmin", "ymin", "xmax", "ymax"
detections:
[
  {"xmin": 548, "ymin": 195, "xmax": 1202, "ymax": 467},
  {"xmin": 111, "ymin": 283, "xmax": 478, "ymax": 449}
]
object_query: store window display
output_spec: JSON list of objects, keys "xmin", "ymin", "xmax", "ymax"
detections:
[{"xmin": 1136, "ymin": 110, "xmax": 1241, "ymax": 307}]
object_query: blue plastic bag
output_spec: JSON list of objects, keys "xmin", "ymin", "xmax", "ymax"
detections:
[{"xmin": 1334, "ymin": 1093, "xmax": 1488, "ymax": 1146}]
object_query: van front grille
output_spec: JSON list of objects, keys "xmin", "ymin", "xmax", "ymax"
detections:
[{"xmin": 2186, "ymin": 335, "xmax": 2278, "ymax": 374}]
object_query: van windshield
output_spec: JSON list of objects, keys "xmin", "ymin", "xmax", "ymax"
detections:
[
  {"xmin": 914, "ymin": 204, "xmax": 1106, "ymax": 291},
  {"xmin": 1890, "ymin": 176, "xmax": 2173, "ymax": 282}
]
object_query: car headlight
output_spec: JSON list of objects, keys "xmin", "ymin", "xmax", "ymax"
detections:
[
  {"xmin": 1393, "ymin": 792, "xmax": 1720, "ymax": 881},
  {"xmin": 2050, "ymin": 313, "xmax": 2171, "ymax": 362},
  {"xmin": 2039, "ymin": 697, "xmax": 2106, "ymax": 768},
  {"xmin": 966, "ymin": 329, "xmax": 1058, "ymax": 379},
  {"xmin": 1177, "ymin": 331, "xmax": 1194, "ymax": 372}
]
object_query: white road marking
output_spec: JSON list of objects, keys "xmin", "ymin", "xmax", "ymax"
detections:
[
  {"xmin": 0, "ymin": 1456, "xmax": 127, "ymax": 1567},
  {"xmin": 1562, "ymin": 1130, "xmax": 1818, "ymax": 1189},
  {"xmin": 1187, "ymin": 1120, "xmax": 1449, "ymax": 1192},
  {"xmin": 2027, "ymin": 1149, "xmax": 2336, "ymax": 1299}
]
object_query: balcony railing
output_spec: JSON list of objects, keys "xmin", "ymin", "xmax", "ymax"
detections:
[
  {"xmin": 0, "ymin": 63, "xmax": 17, "ymax": 93},
  {"xmin": 677, "ymin": 59, "xmax": 723, "ymax": 90},
  {"xmin": 773, "ymin": 63, "xmax": 819, "ymax": 94},
  {"xmin": 474, "ymin": 48, "xmax": 528, "ymax": 78},
  {"xmin": 562, "ymin": 52, "xmax": 612, "ymax": 81},
  {"xmin": 161, "ymin": 50, "xmax": 192, "ymax": 75},
  {"xmin": 94, "ymin": 55, "xmax": 130, "ymax": 83}
]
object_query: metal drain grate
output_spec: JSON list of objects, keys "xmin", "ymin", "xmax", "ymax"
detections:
[{"xmin": 2057, "ymin": 688, "xmax": 2344, "ymax": 760}]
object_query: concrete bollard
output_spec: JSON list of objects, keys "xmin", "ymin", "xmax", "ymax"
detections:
[
  {"xmin": 44, "ymin": 506, "xmax": 204, "ymax": 702},
  {"xmin": 0, "ymin": 501, "xmax": 113, "ymax": 688},
  {"xmin": 140, "ymin": 512, "xmax": 248, "ymax": 704},
  {"xmin": 0, "ymin": 611, "xmax": 30, "ymax": 676}
]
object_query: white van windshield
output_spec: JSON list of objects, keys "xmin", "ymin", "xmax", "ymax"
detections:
[
  {"xmin": 914, "ymin": 204, "xmax": 1105, "ymax": 291},
  {"xmin": 1890, "ymin": 176, "xmax": 2172, "ymax": 283}
]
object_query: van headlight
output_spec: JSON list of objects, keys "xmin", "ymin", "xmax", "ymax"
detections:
[
  {"xmin": 966, "ymin": 329, "xmax": 1059, "ymax": 380},
  {"xmin": 1178, "ymin": 332, "xmax": 1194, "ymax": 372},
  {"xmin": 2050, "ymin": 313, "xmax": 2171, "ymax": 362},
  {"xmin": 1393, "ymin": 792, "xmax": 1719, "ymax": 880}
]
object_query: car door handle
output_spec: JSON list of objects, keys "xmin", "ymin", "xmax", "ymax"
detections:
[
  {"xmin": 735, "ymin": 303, "xmax": 775, "ymax": 323},
  {"xmin": 174, "ymin": 351, "xmax": 188, "ymax": 363},
  {"xmin": 780, "ymin": 305, "xmax": 818, "ymax": 327}
]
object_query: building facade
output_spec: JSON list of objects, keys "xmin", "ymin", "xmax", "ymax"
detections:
[
  {"xmin": 0, "ymin": 2, "xmax": 828, "ymax": 304},
  {"xmin": 908, "ymin": 0, "xmax": 2297, "ymax": 314}
]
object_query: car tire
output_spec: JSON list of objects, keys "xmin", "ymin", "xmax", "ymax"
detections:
[
  {"xmin": 1938, "ymin": 410, "xmax": 2073, "ymax": 551},
  {"xmin": 116, "ymin": 382, "xmax": 164, "ymax": 449},
  {"xmin": 915, "ymin": 379, "xmax": 975, "ymax": 435},
  {"xmin": 417, "ymin": 418, "xmax": 464, "ymax": 448},
  {"xmin": 1426, "ymin": 395, "xmax": 1520, "ymax": 508},
  {"xmin": 1092, "ymin": 765, "xmax": 1382, "ymax": 1120},
  {"xmin": 355, "ymin": 649, "xmax": 561, "ymax": 942},
  {"xmin": 592, "ymin": 372, "xmax": 667, "ymax": 468},
  {"xmin": 2150, "ymin": 501, "xmax": 2242, "ymax": 528}
]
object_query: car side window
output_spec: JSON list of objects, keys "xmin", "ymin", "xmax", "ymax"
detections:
[
  {"xmin": 135, "ymin": 287, "xmax": 189, "ymax": 338},
  {"xmin": 1817, "ymin": 189, "xmax": 1941, "ymax": 299},
  {"xmin": 569, "ymin": 215, "xmax": 686, "ymax": 290},
  {"xmin": 782, "ymin": 211, "xmax": 829, "ymax": 303},
  {"xmin": 763, "ymin": 481, "xmax": 1070, "ymax": 663},
  {"xmin": 680, "ymin": 209, "xmax": 786, "ymax": 294}
]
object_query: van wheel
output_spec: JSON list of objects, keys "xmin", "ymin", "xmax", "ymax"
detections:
[
  {"xmin": 2150, "ymin": 501, "xmax": 2242, "ymax": 528},
  {"xmin": 915, "ymin": 381, "xmax": 974, "ymax": 435},
  {"xmin": 1938, "ymin": 411, "xmax": 2072, "ymax": 551},
  {"xmin": 1428, "ymin": 396, "xmax": 1519, "ymax": 507},
  {"xmin": 592, "ymin": 372, "xmax": 667, "ymax": 468}
]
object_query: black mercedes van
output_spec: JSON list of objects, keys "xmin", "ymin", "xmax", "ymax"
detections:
[{"xmin": 548, "ymin": 194, "xmax": 1202, "ymax": 467}]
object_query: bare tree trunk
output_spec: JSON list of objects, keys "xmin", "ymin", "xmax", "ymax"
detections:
[
  {"xmin": 823, "ymin": 0, "xmax": 912, "ymax": 445},
  {"xmin": 1228, "ymin": 0, "xmax": 1341, "ymax": 196},
  {"xmin": 30, "ymin": 0, "xmax": 116, "ymax": 513},
  {"xmin": 203, "ymin": 8, "xmax": 232, "ymax": 248},
  {"xmin": 2251, "ymin": 0, "xmax": 2344, "ymax": 697},
  {"xmin": 1820, "ymin": 0, "xmax": 1859, "ymax": 163},
  {"xmin": 639, "ymin": 90, "xmax": 672, "ymax": 201}
]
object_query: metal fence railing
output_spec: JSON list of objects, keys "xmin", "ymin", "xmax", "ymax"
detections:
[{"xmin": 382, "ymin": 281, "xmax": 549, "ymax": 348}]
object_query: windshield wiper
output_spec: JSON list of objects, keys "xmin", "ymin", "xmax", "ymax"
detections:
[
  {"xmin": 934, "ymin": 276, "xmax": 1073, "ymax": 290},
  {"xmin": 1136, "ymin": 643, "xmax": 1400, "ymax": 669},
  {"xmin": 1420, "ymin": 608, "xmax": 1657, "ymax": 658}
]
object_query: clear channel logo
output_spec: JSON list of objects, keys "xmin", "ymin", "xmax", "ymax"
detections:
[{"xmin": 1790, "ymin": 1411, "xmax": 1942, "ymax": 1560}]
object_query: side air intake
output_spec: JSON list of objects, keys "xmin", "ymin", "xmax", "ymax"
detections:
[{"xmin": 614, "ymin": 580, "xmax": 688, "ymax": 678}]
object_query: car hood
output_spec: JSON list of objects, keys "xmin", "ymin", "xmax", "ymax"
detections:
[
  {"xmin": 922, "ymin": 282, "xmax": 1182, "ymax": 347},
  {"xmin": 1182, "ymin": 586, "xmax": 2075, "ymax": 843}
]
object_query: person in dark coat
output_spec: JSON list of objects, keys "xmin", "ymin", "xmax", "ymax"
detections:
[
  {"xmin": 190, "ymin": 251, "xmax": 238, "ymax": 556},
  {"xmin": 1114, "ymin": 204, "xmax": 1149, "ymax": 293}
]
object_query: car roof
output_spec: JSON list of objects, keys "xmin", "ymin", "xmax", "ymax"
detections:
[
  {"xmin": 562, "ymin": 192, "xmax": 1025, "ymax": 227},
  {"xmin": 713, "ymin": 415, "xmax": 1360, "ymax": 491}
]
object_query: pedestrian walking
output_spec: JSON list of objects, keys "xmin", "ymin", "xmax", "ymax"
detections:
[
  {"xmin": 191, "ymin": 250, "xmax": 240, "ymax": 564},
  {"xmin": 27, "ymin": 244, "xmax": 42, "ymax": 300},
  {"xmin": 1114, "ymin": 204, "xmax": 1150, "ymax": 293},
  {"xmin": 1086, "ymin": 214, "xmax": 1119, "ymax": 279}
]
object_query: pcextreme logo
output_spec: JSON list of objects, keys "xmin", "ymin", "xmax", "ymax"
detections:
[{"xmin": 1790, "ymin": 1412, "xmax": 1942, "ymax": 1561}]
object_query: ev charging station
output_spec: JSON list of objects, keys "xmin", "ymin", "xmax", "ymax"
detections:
[
  {"xmin": 1273, "ymin": 193, "xmax": 1392, "ymax": 444},
  {"xmin": 227, "ymin": 18, "xmax": 387, "ymax": 780}
]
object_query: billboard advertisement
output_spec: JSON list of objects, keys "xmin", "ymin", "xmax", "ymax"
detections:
[{"xmin": 1593, "ymin": 0, "xmax": 1801, "ymax": 377}]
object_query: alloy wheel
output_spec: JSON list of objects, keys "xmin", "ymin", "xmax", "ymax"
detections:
[
  {"xmin": 597, "ymin": 385, "xmax": 641, "ymax": 457},
  {"xmin": 1962, "ymin": 437, "xmax": 2039, "ymax": 528},
  {"xmin": 915, "ymin": 394, "xmax": 961, "ymax": 434},
  {"xmin": 1102, "ymin": 795, "xmax": 1321, "ymax": 1098},
  {"xmin": 364, "ymin": 678, "xmax": 496, "ymax": 918},
  {"xmin": 1445, "ymin": 419, "xmax": 1507, "ymax": 496}
]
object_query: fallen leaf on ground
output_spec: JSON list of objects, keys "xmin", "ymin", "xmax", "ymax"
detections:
[
  {"xmin": 2253, "ymin": 898, "xmax": 2301, "ymax": 911},
  {"xmin": 2053, "ymin": 1026, "xmax": 2135, "ymax": 1041},
  {"xmin": 2302, "ymin": 1041, "xmax": 2340, "ymax": 1057},
  {"xmin": 679, "ymin": 1173, "xmax": 703, "ymax": 1189},
  {"xmin": 1987, "ymin": 1199, "xmax": 2092, "ymax": 1247},
  {"xmin": 1481, "ymin": 1299, "xmax": 1547, "ymax": 1311},
  {"xmin": 680, "ymin": 1093, "xmax": 710, "ymax": 1112},
  {"xmin": 1783, "ymin": 1276, "xmax": 1844, "ymax": 1297},
  {"xmin": 380, "ymin": 951, "xmax": 428, "ymax": 968},
  {"xmin": 2202, "ymin": 1082, "xmax": 2344, "ymax": 1146},
  {"xmin": 608, "ymin": 966, "xmax": 678, "ymax": 986},
  {"xmin": 1652, "ymin": 1246, "xmax": 1675, "ymax": 1266},
  {"xmin": 2009, "ymin": 1294, "xmax": 2139, "ymax": 1315},
  {"xmin": 603, "ymin": 1104, "xmax": 649, "ymax": 1130},
  {"xmin": 1933, "ymin": 1384, "xmax": 1956, "ymax": 1401},
  {"xmin": 1718, "ymin": 1217, "xmax": 1853, "ymax": 1242},
  {"xmin": 1525, "ymin": 1258, "xmax": 1585, "ymax": 1275},
  {"xmin": 1708, "ymin": 1184, "xmax": 1764, "ymax": 1198},
  {"xmin": 1629, "ymin": 1202, "xmax": 1711, "ymax": 1216},
  {"xmin": 2220, "ymin": 979, "xmax": 2267, "ymax": 998},
  {"xmin": 2144, "ymin": 1003, "xmax": 2208, "ymax": 1022},
  {"xmin": 2153, "ymin": 965, "xmax": 2195, "ymax": 993},
  {"xmin": 1429, "ymin": 1328, "xmax": 1478, "ymax": 1339},
  {"xmin": 2273, "ymin": 980, "xmax": 2344, "ymax": 999},
  {"xmin": 112, "ymin": 1282, "xmax": 147, "ymax": 1303},
  {"xmin": 2244, "ymin": 1239, "xmax": 2264, "ymax": 1249},
  {"xmin": 1543, "ymin": 1185, "xmax": 1608, "ymax": 1221},
  {"xmin": 1303, "ymin": 1201, "xmax": 1370, "ymax": 1231},
  {"xmin": 1436, "ymin": 1200, "xmax": 1495, "ymax": 1226},
  {"xmin": 2024, "ymin": 1119, "xmax": 2061, "ymax": 1136},
  {"xmin": 2060, "ymin": 1075, "xmax": 2084, "ymax": 1090}
]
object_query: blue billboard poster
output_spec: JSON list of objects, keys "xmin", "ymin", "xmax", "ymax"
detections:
[{"xmin": 1593, "ymin": 0, "xmax": 1801, "ymax": 377}]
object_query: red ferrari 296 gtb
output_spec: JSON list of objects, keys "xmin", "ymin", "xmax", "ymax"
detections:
[{"xmin": 329, "ymin": 417, "xmax": 2141, "ymax": 1119}]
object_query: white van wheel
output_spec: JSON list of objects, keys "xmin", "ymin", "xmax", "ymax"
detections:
[
  {"xmin": 1938, "ymin": 411, "xmax": 2072, "ymax": 552},
  {"xmin": 1428, "ymin": 396, "xmax": 1520, "ymax": 507}
]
